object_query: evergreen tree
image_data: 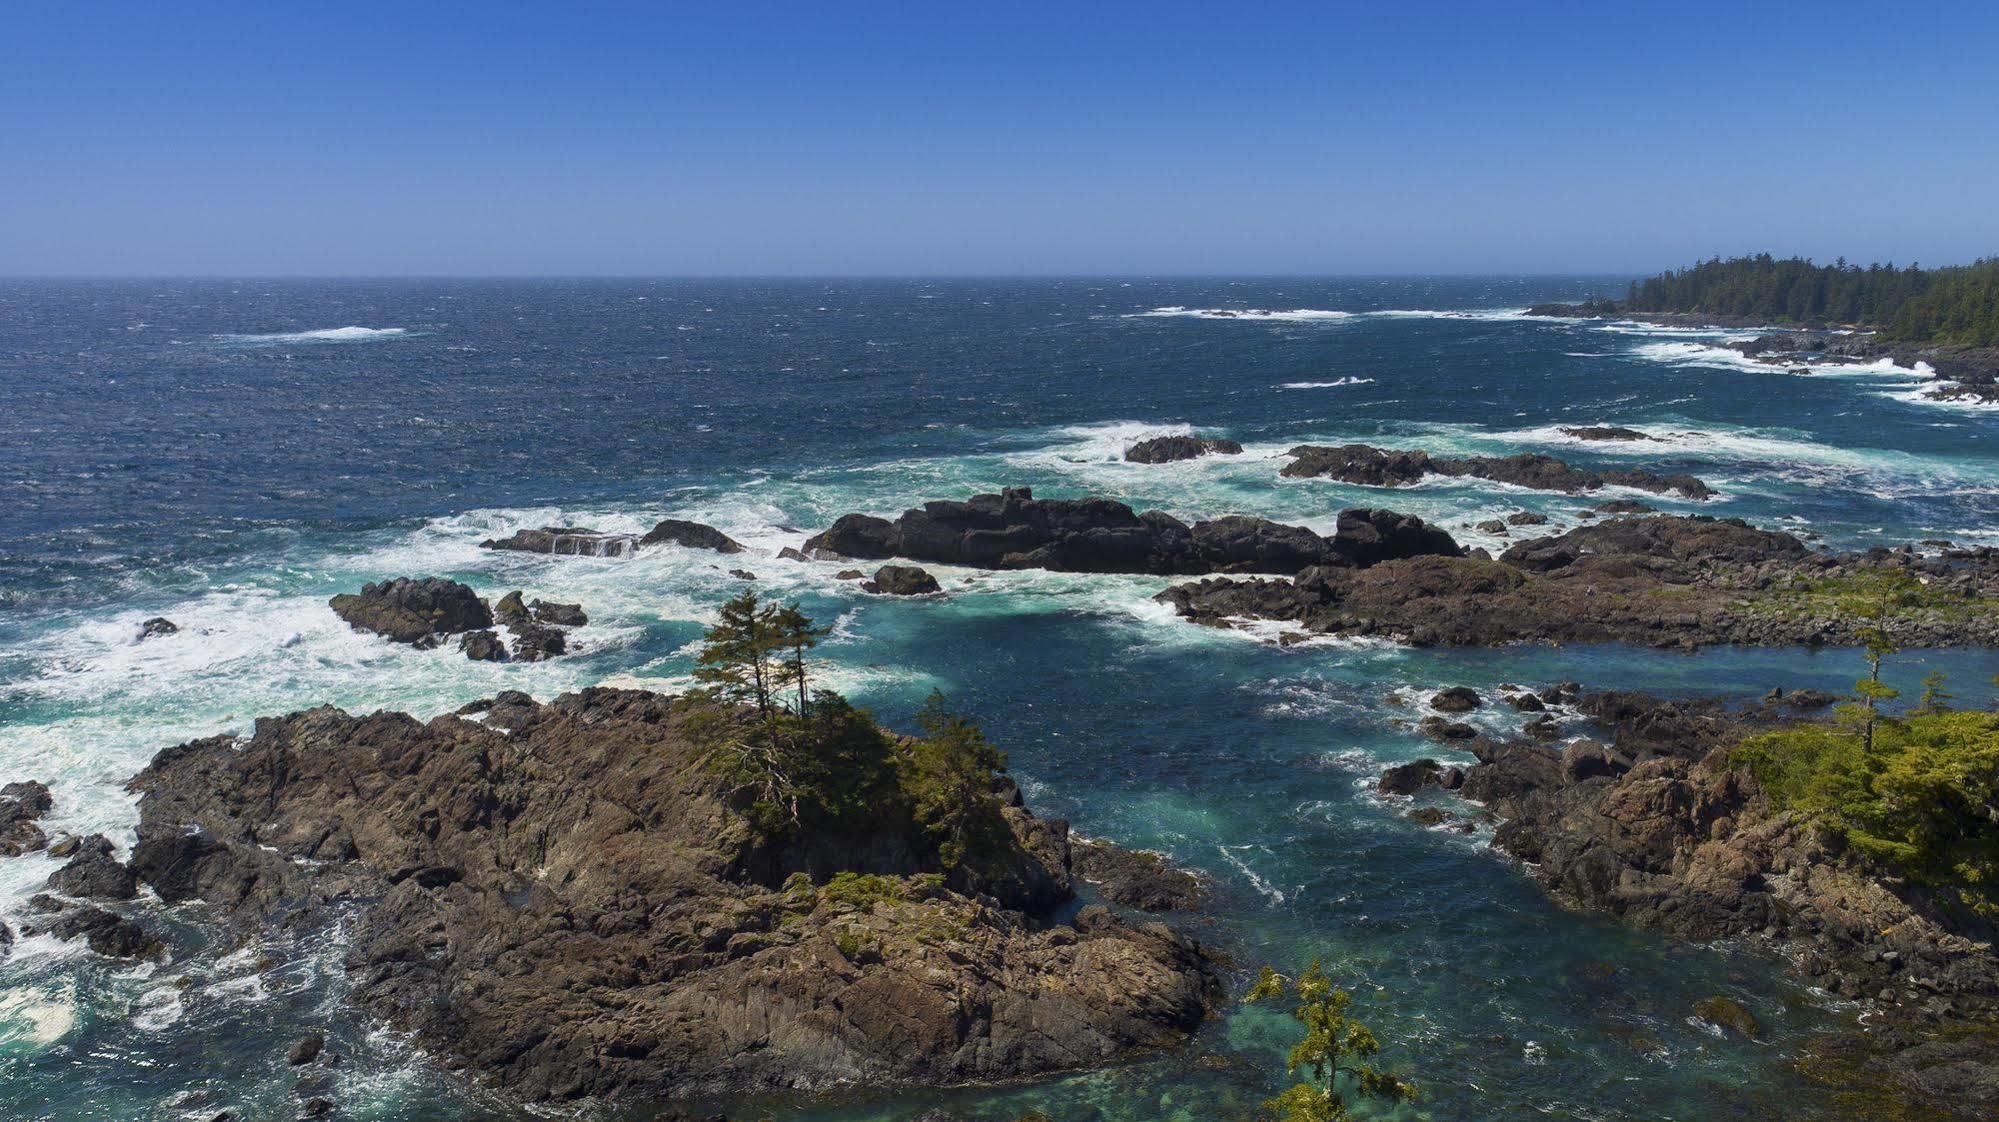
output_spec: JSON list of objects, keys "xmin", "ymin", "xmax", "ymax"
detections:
[{"xmin": 1246, "ymin": 962, "xmax": 1415, "ymax": 1122}]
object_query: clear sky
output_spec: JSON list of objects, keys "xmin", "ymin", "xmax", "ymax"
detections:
[{"xmin": 4, "ymin": 1, "xmax": 1996, "ymax": 276}]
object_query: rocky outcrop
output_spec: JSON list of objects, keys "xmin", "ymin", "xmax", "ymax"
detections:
[
  {"xmin": 1, "ymin": 781, "xmax": 53, "ymax": 856},
  {"xmin": 482, "ymin": 518, "xmax": 742, "ymax": 558},
  {"xmin": 1443, "ymin": 689, "xmax": 1999, "ymax": 1114},
  {"xmin": 863, "ymin": 565, "xmax": 942, "ymax": 595},
  {"xmin": 1560, "ymin": 426, "xmax": 1655, "ymax": 442},
  {"xmin": 1159, "ymin": 516, "xmax": 1999, "ymax": 649},
  {"xmin": 45, "ymin": 834, "xmax": 139, "ymax": 900},
  {"xmin": 480, "ymin": 526, "xmax": 639, "ymax": 557},
  {"xmin": 1282, "ymin": 445, "xmax": 1712, "ymax": 501},
  {"xmin": 638, "ymin": 519, "xmax": 745, "ymax": 554},
  {"xmin": 329, "ymin": 578, "xmax": 494, "ymax": 647},
  {"xmin": 1069, "ymin": 840, "xmax": 1207, "ymax": 912},
  {"xmin": 122, "ymin": 689, "xmax": 1220, "ymax": 1105},
  {"xmin": 20, "ymin": 894, "xmax": 161, "ymax": 959},
  {"xmin": 1124, "ymin": 435, "xmax": 1244, "ymax": 463},
  {"xmin": 802, "ymin": 488, "xmax": 1460, "ymax": 576}
]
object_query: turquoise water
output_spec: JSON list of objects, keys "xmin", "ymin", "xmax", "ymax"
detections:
[{"xmin": 1, "ymin": 279, "xmax": 1995, "ymax": 1120}]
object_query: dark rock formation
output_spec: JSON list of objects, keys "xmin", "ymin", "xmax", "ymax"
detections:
[
  {"xmin": 1507, "ymin": 511, "xmax": 1549, "ymax": 526},
  {"xmin": 508, "ymin": 620, "xmax": 566, "ymax": 662},
  {"xmin": 1378, "ymin": 759, "xmax": 1445, "ymax": 795},
  {"xmin": 288, "ymin": 1034, "xmax": 325, "ymax": 1066},
  {"xmin": 1, "ymin": 780, "xmax": 53, "ymax": 856},
  {"xmin": 459, "ymin": 630, "xmax": 508, "ymax": 662},
  {"xmin": 1430, "ymin": 687, "xmax": 1481, "ymax": 713},
  {"xmin": 1282, "ymin": 444, "xmax": 1711, "ymax": 500},
  {"xmin": 1124, "ymin": 435, "xmax": 1244, "ymax": 463},
  {"xmin": 638, "ymin": 519, "xmax": 745, "ymax": 554},
  {"xmin": 45, "ymin": 834, "xmax": 138, "ymax": 900},
  {"xmin": 329, "ymin": 579, "xmax": 493, "ymax": 647},
  {"xmin": 802, "ymin": 488, "xmax": 1459, "ymax": 577},
  {"xmin": 863, "ymin": 565, "xmax": 942, "ymax": 595},
  {"xmin": 1159, "ymin": 515, "xmax": 1999, "ymax": 649},
  {"xmin": 22, "ymin": 895, "xmax": 161, "ymax": 959},
  {"xmin": 481, "ymin": 526, "xmax": 638, "ymax": 557},
  {"xmin": 122, "ymin": 689, "xmax": 1220, "ymax": 1105},
  {"xmin": 530, "ymin": 600, "xmax": 588, "ymax": 627},
  {"xmin": 138, "ymin": 617, "xmax": 180, "ymax": 640},
  {"xmin": 1561, "ymin": 425, "xmax": 1655, "ymax": 441},
  {"xmin": 1070, "ymin": 839, "xmax": 1207, "ymax": 911}
]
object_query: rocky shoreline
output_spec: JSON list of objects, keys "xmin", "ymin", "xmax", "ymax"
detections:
[
  {"xmin": 1161, "ymin": 514, "xmax": 1999, "ymax": 649},
  {"xmin": 1379, "ymin": 686, "xmax": 1999, "ymax": 1116},
  {"xmin": 1522, "ymin": 304, "xmax": 1999, "ymax": 403}
]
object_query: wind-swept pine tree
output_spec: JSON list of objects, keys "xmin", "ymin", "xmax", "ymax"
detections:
[{"xmin": 1245, "ymin": 961, "xmax": 1415, "ymax": 1121}]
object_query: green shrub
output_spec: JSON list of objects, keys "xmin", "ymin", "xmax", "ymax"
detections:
[{"xmin": 1731, "ymin": 710, "xmax": 1999, "ymax": 917}]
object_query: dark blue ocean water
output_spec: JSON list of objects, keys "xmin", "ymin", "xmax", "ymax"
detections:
[{"xmin": 1, "ymin": 279, "xmax": 1995, "ymax": 1120}]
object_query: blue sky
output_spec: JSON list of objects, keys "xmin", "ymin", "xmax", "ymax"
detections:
[{"xmin": 3, "ymin": 1, "xmax": 1995, "ymax": 275}]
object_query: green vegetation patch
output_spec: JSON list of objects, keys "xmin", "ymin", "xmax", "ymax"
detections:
[
  {"xmin": 1746, "ymin": 567, "xmax": 1992, "ymax": 625},
  {"xmin": 1730, "ymin": 708, "xmax": 1999, "ymax": 919}
]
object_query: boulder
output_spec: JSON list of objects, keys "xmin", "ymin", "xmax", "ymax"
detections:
[
  {"xmin": 44, "ymin": 835, "xmax": 138, "ymax": 900},
  {"xmin": 1430, "ymin": 687, "xmax": 1482, "ymax": 713},
  {"xmin": 1124, "ymin": 435, "xmax": 1244, "ymax": 463},
  {"xmin": 329, "ymin": 579, "xmax": 492, "ymax": 646},
  {"xmin": 1379, "ymin": 759, "xmax": 1445, "ymax": 795},
  {"xmin": 864, "ymin": 565, "xmax": 943, "ymax": 595},
  {"xmin": 1692, "ymin": 996, "xmax": 1761, "ymax": 1040},
  {"xmin": 459, "ymin": 630, "xmax": 508, "ymax": 662},
  {"xmin": 528, "ymin": 600, "xmax": 588, "ymax": 627},
  {"xmin": 638, "ymin": 519, "xmax": 744, "ymax": 554},
  {"xmin": 138, "ymin": 617, "xmax": 179, "ymax": 640},
  {"xmin": 508, "ymin": 621, "xmax": 566, "ymax": 662},
  {"xmin": 22, "ymin": 896, "xmax": 161, "ymax": 959},
  {"xmin": 1283, "ymin": 444, "xmax": 1711, "ymax": 500},
  {"xmin": 288, "ymin": 1034, "xmax": 325, "ymax": 1066},
  {"xmin": 1, "ymin": 780, "xmax": 53, "ymax": 857}
]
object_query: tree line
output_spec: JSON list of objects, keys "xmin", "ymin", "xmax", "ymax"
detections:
[{"xmin": 1616, "ymin": 254, "xmax": 1999, "ymax": 347}]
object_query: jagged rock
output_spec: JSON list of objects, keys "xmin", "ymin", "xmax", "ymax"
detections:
[
  {"xmin": 1124, "ymin": 435, "xmax": 1244, "ymax": 463},
  {"xmin": 1430, "ymin": 687, "xmax": 1482, "ymax": 713},
  {"xmin": 1500, "ymin": 515, "xmax": 1807, "ymax": 573},
  {"xmin": 329, "ymin": 579, "xmax": 493, "ymax": 646},
  {"xmin": 495, "ymin": 590, "xmax": 527, "ymax": 620},
  {"xmin": 728, "ymin": 569, "xmax": 757, "ymax": 581},
  {"xmin": 23, "ymin": 896, "xmax": 161, "ymax": 959},
  {"xmin": 1379, "ymin": 759, "xmax": 1445, "ymax": 795},
  {"xmin": 638, "ymin": 519, "xmax": 744, "ymax": 554},
  {"xmin": 1525, "ymin": 716, "xmax": 1565, "ymax": 742},
  {"xmin": 139, "ymin": 617, "xmax": 180, "ymax": 640},
  {"xmin": 1407, "ymin": 807, "xmax": 1450, "ymax": 826},
  {"xmin": 45, "ymin": 834, "xmax": 138, "ymax": 900},
  {"xmin": 863, "ymin": 565, "xmax": 942, "ymax": 595},
  {"xmin": 508, "ymin": 620, "xmax": 566, "ymax": 662},
  {"xmin": 1593, "ymin": 499, "xmax": 1655, "ymax": 515},
  {"xmin": 459, "ymin": 630, "xmax": 508, "ymax": 662},
  {"xmin": 836, "ymin": 569, "xmax": 865, "ymax": 580},
  {"xmin": 1507, "ymin": 691, "xmax": 1546, "ymax": 712},
  {"xmin": 122, "ymin": 689, "xmax": 1219, "ymax": 1103},
  {"xmin": 1282, "ymin": 444, "xmax": 1711, "ymax": 500},
  {"xmin": 529, "ymin": 600, "xmax": 588, "ymax": 627},
  {"xmin": 1476, "ymin": 519, "xmax": 1509, "ymax": 535},
  {"xmin": 1507, "ymin": 511, "xmax": 1549, "ymax": 526},
  {"xmin": 1, "ymin": 780, "xmax": 53, "ymax": 856},
  {"xmin": 804, "ymin": 488, "xmax": 1459, "ymax": 577},
  {"xmin": 1070, "ymin": 839, "xmax": 1207, "ymax": 911},
  {"xmin": 777, "ymin": 546, "xmax": 812, "ymax": 562},
  {"xmin": 481, "ymin": 526, "xmax": 638, "ymax": 557}
]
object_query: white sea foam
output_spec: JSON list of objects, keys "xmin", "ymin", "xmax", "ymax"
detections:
[
  {"xmin": 1135, "ymin": 306, "xmax": 1355, "ymax": 322},
  {"xmin": 1359, "ymin": 308, "xmax": 1532, "ymax": 322},
  {"xmin": 1280, "ymin": 377, "xmax": 1376, "ymax": 389},
  {"xmin": 215, "ymin": 326, "xmax": 410, "ymax": 344},
  {"xmin": 1627, "ymin": 340, "xmax": 1932, "ymax": 378}
]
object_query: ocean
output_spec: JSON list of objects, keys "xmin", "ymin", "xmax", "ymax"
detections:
[{"xmin": 2, "ymin": 277, "xmax": 1996, "ymax": 1120}]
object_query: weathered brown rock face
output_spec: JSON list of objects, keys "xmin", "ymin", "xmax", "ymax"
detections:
[
  {"xmin": 123, "ymin": 688, "xmax": 1219, "ymax": 1105},
  {"xmin": 1160, "ymin": 516, "xmax": 1999, "ymax": 649}
]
